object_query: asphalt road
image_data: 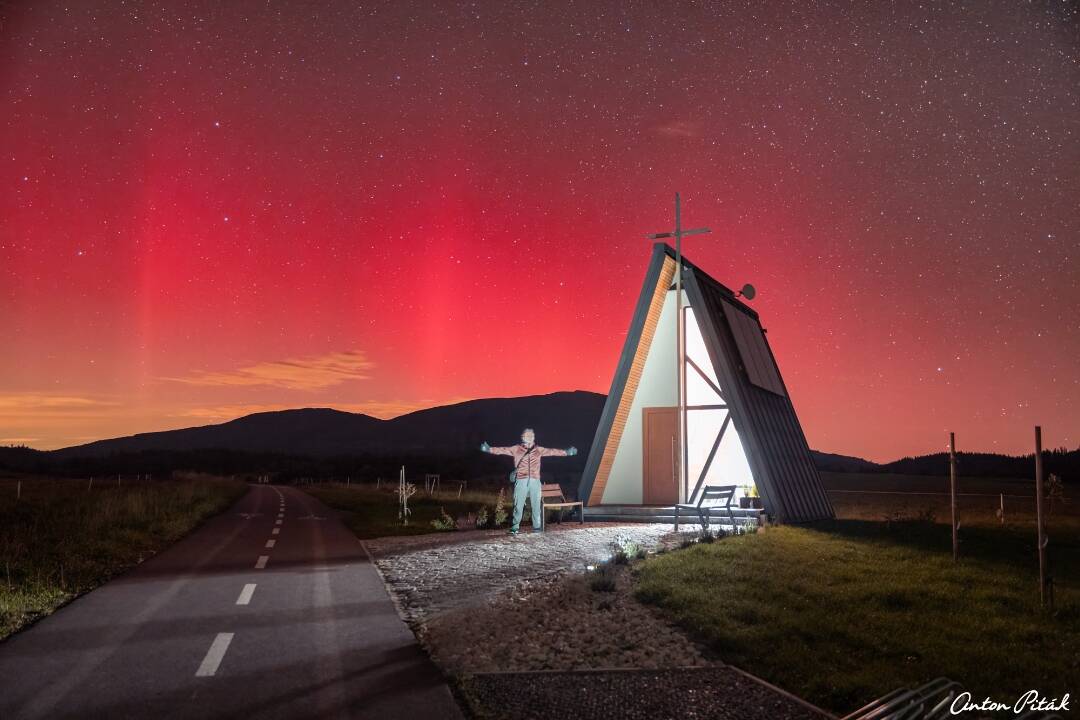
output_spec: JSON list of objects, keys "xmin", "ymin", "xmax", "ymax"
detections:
[{"xmin": 0, "ymin": 484, "xmax": 463, "ymax": 720}]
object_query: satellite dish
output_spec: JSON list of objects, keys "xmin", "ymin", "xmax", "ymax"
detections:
[{"xmin": 736, "ymin": 283, "xmax": 756, "ymax": 301}]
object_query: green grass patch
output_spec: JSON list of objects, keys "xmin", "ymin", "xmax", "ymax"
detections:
[
  {"xmin": 304, "ymin": 483, "xmax": 505, "ymax": 539},
  {"xmin": 634, "ymin": 517, "xmax": 1080, "ymax": 714},
  {"xmin": 0, "ymin": 475, "xmax": 247, "ymax": 639}
]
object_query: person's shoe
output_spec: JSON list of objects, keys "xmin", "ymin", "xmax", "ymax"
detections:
[{"xmin": 508, "ymin": 528, "xmax": 519, "ymax": 535}]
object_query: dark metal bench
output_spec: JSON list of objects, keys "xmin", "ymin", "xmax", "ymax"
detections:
[{"xmin": 674, "ymin": 484, "xmax": 737, "ymax": 531}]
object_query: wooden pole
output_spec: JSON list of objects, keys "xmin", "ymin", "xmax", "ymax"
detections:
[
  {"xmin": 1035, "ymin": 426, "xmax": 1047, "ymax": 608},
  {"xmin": 949, "ymin": 432, "xmax": 958, "ymax": 561},
  {"xmin": 16, "ymin": 480, "xmax": 21, "ymax": 500},
  {"xmin": 1000, "ymin": 493, "xmax": 1005, "ymax": 525}
]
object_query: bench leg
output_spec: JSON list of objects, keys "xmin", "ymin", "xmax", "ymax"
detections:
[
  {"xmin": 674, "ymin": 506, "xmax": 679, "ymax": 532},
  {"xmin": 579, "ymin": 504, "xmax": 584, "ymax": 524}
]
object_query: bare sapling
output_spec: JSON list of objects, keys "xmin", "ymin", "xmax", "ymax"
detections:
[{"xmin": 397, "ymin": 466, "xmax": 416, "ymax": 525}]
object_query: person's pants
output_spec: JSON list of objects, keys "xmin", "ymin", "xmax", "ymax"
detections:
[{"xmin": 512, "ymin": 476, "xmax": 542, "ymax": 532}]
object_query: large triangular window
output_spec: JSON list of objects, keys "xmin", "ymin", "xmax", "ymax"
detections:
[{"xmin": 684, "ymin": 307, "xmax": 755, "ymax": 503}]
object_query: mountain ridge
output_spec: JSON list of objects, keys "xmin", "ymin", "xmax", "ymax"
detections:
[
  {"xmin": 50, "ymin": 391, "xmax": 607, "ymax": 459},
  {"xmin": 6, "ymin": 391, "xmax": 1075, "ymax": 480}
]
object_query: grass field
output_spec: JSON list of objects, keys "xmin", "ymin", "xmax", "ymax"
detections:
[
  {"xmin": 635, "ymin": 505, "xmax": 1079, "ymax": 714},
  {"xmin": 0, "ymin": 474, "xmax": 247, "ymax": 639},
  {"xmin": 303, "ymin": 482, "xmax": 505, "ymax": 539},
  {"xmin": 820, "ymin": 471, "xmax": 1063, "ymax": 525}
]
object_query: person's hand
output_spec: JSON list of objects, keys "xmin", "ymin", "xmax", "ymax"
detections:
[
  {"xmin": 480, "ymin": 441, "xmax": 491, "ymax": 453},
  {"xmin": 567, "ymin": 446, "xmax": 578, "ymax": 456}
]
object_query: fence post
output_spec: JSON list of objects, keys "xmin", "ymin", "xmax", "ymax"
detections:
[
  {"xmin": 88, "ymin": 476, "xmax": 93, "ymax": 491},
  {"xmin": 999, "ymin": 493, "xmax": 1004, "ymax": 525},
  {"xmin": 949, "ymin": 432, "xmax": 959, "ymax": 561},
  {"xmin": 1035, "ymin": 426, "xmax": 1048, "ymax": 608}
]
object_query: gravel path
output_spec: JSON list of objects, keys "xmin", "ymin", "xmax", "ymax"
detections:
[
  {"xmin": 365, "ymin": 523, "xmax": 677, "ymax": 623},
  {"xmin": 366, "ymin": 524, "xmax": 836, "ymax": 719},
  {"xmin": 464, "ymin": 667, "xmax": 832, "ymax": 720}
]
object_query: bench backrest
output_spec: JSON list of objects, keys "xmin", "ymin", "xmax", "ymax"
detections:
[
  {"xmin": 541, "ymin": 483, "xmax": 566, "ymax": 502},
  {"xmin": 696, "ymin": 484, "xmax": 736, "ymax": 509}
]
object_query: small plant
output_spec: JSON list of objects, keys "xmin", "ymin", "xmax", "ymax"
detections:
[
  {"xmin": 589, "ymin": 563, "xmax": 618, "ymax": 592},
  {"xmin": 699, "ymin": 528, "xmax": 716, "ymax": 543},
  {"xmin": 609, "ymin": 534, "xmax": 642, "ymax": 564},
  {"xmin": 430, "ymin": 507, "xmax": 456, "ymax": 531},
  {"xmin": 475, "ymin": 506, "xmax": 489, "ymax": 529},
  {"xmin": 493, "ymin": 487, "xmax": 508, "ymax": 527}
]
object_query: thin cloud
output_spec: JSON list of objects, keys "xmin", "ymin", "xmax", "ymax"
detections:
[
  {"xmin": 0, "ymin": 394, "xmax": 115, "ymax": 410},
  {"xmin": 165, "ymin": 351, "xmax": 374, "ymax": 391},
  {"xmin": 654, "ymin": 120, "xmax": 702, "ymax": 138},
  {"xmin": 0, "ymin": 394, "xmax": 120, "ymax": 420}
]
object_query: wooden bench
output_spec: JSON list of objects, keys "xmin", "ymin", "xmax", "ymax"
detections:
[
  {"xmin": 539, "ymin": 483, "xmax": 584, "ymax": 529},
  {"xmin": 674, "ymin": 484, "xmax": 737, "ymax": 531}
]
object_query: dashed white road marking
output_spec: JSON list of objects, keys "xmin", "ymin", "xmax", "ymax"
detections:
[
  {"xmin": 277, "ymin": 513, "xmax": 284, "ymax": 519},
  {"xmin": 236, "ymin": 584, "xmax": 256, "ymax": 605},
  {"xmin": 195, "ymin": 633, "xmax": 234, "ymax": 677},
  {"xmin": 275, "ymin": 519, "xmax": 282, "ymax": 525},
  {"xmin": 272, "ymin": 527, "xmax": 280, "ymax": 535},
  {"xmin": 255, "ymin": 555, "xmax": 269, "ymax": 569},
  {"xmin": 265, "ymin": 539, "xmax": 276, "ymax": 548}
]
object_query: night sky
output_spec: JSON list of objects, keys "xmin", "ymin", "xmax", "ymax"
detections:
[{"xmin": 2, "ymin": 1, "xmax": 1078, "ymax": 460}]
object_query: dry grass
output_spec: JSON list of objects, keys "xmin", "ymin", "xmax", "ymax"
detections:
[
  {"xmin": 303, "ymin": 482, "xmax": 504, "ymax": 539},
  {"xmin": 0, "ymin": 474, "xmax": 246, "ymax": 639}
]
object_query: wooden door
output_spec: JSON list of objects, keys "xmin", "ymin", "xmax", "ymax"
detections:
[{"xmin": 642, "ymin": 407, "xmax": 679, "ymax": 505}]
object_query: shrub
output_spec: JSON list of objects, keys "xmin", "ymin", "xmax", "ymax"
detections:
[
  {"xmin": 429, "ymin": 507, "xmax": 456, "ymax": 531},
  {"xmin": 475, "ymin": 506, "xmax": 489, "ymax": 529},
  {"xmin": 589, "ymin": 563, "xmax": 618, "ymax": 592},
  {"xmin": 609, "ymin": 534, "xmax": 642, "ymax": 563},
  {"xmin": 493, "ymin": 488, "xmax": 508, "ymax": 527}
]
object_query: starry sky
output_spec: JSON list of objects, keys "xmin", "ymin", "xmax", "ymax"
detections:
[{"xmin": 2, "ymin": 1, "xmax": 1078, "ymax": 460}]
